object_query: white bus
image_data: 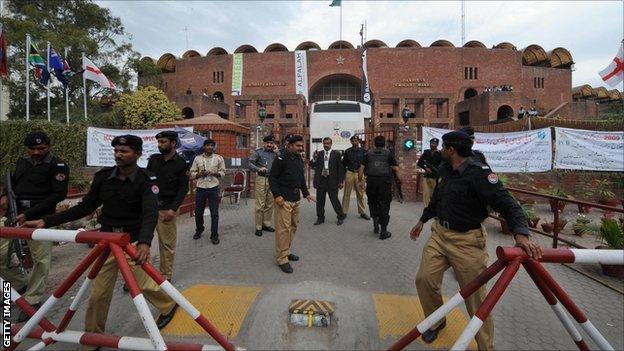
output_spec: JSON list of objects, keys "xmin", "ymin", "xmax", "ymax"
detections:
[{"xmin": 309, "ymin": 100, "xmax": 371, "ymax": 153}]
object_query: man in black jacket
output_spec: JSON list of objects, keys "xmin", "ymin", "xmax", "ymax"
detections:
[
  {"xmin": 417, "ymin": 138, "xmax": 442, "ymax": 207},
  {"xmin": 311, "ymin": 137, "xmax": 346, "ymax": 225}
]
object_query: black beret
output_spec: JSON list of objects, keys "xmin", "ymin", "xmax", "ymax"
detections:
[
  {"xmin": 24, "ymin": 131, "xmax": 50, "ymax": 147},
  {"xmin": 263, "ymin": 135, "xmax": 275, "ymax": 142},
  {"xmin": 350, "ymin": 135, "xmax": 360, "ymax": 141},
  {"xmin": 155, "ymin": 130, "xmax": 178, "ymax": 141},
  {"xmin": 287, "ymin": 134, "xmax": 303, "ymax": 143},
  {"xmin": 429, "ymin": 138, "xmax": 439, "ymax": 143},
  {"xmin": 459, "ymin": 126, "xmax": 476, "ymax": 139},
  {"xmin": 111, "ymin": 134, "xmax": 143, "ymax": 151},
  {"xmin": 442, "ymin": 131, "xmax": 471, "ymax": 144}
]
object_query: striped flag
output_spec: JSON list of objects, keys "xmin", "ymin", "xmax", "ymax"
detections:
[
  {"xmin": 599, "ymin": 42, "xmax": 624, "ymax": 87},
  {"xmin": 0, "ymin": 24, "xmax": 7, "ymax": 78},
  {"xmin": 29, "ymin": 43, "xmax": 50, "ymax": 85},
  {"xmin": 82, "ymin": 55, "xmax": 115, "ymax": 89}
]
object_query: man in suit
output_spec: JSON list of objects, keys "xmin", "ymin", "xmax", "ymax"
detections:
[{"xmin": 312, "ymin": 137, "xmax": 346, "ymax": 225}]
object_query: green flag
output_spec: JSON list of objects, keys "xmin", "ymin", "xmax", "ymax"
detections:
[{"xmin": 329, "ymin": 0, "xmax": 341, "ymax": 7}]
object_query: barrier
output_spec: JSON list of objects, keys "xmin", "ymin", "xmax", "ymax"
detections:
[
  {"xmin": 388, "ymin": 247, "xmax": 624, "ymax": 351},
  {"xmin": 0, "ymin": 227, "xmax": 237, "ymax": 351}
]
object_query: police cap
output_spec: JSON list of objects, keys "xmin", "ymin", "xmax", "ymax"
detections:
[
  {"xmin": 287, "ymin": 134, "xmax": 304, "ymax": 143},
  {"xmin": 24, "ymin": 131, "xmax": 50, "ymax": 147},
  {"xmin": 458, "ymin": 126, "xmax": 476, "ymax": 139},
  {"xmin": 111, "ymin": 134, "xmax": 143, "ymax": 152},
  {"xmin": 350, "ymin": 135, "xmax": 360, "ymax": 141},
  {"xmin": 155, "ymin": 130, "xmax": 178, "ymax": 141},
  {"xmin": 429, "ymin": 138, "xmax": 439, "ymax": 144},
  {"xmin": 263, "ymin": 135, "xmax": 276, "ymax": 142},
  {"xmin": 442, "ymin": 131, "xmax": 471, "ymax": 144}
]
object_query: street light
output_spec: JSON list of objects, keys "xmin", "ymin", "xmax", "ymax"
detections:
[
  {"xmin": 401, "ymin": 105, "xmax": 412, "ymax": 129},
  {"xmin": 258, "ymin": 103, "xmax": 267, "ymax": 123}
]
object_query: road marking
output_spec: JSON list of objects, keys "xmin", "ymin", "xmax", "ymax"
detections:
[
  {"xmin": 373, "ymin": 293, "xmax": 477, "ymax": 349},
  {"xmin": 160, "ymin": 284, "xmax": 261, "ymax": 338},
  {"xmin": 289, "ymin": 299, "xmax": 335, "ymax": 316}
]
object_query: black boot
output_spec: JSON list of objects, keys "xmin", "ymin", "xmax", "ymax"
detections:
[{"xmin": 373, "ymin": 217, "xmax": 379, "ymax": 234}]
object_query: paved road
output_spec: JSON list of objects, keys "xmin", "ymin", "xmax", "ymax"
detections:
[{"xmin": 9, "ymin": 195, "xmax": 624, "ymax": 350}]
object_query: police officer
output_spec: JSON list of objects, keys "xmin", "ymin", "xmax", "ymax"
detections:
[
  {"xmin": 358, "ymin": 135, "xmax": 400, "ymax": 240},
  {"xmin": 0, "ymin": 131, "xmax": 69, "ymax": 322},
  {"xmin": 410, "ymin": 131, "xmax": 542, "ymax": 349},
  {"xmin": 341, "ymin": 135, "xmax": 369, "ymax": 220},
  {"xmin": 459, "ymin": 126, "xmax": 488, "ymax": 165},
  {"xmin": 23, "ymin": 135, "xmax": 178, "ymax": 345},
  {"xmin": 268, "ymin": 135, "xmax": 315, "ymax": 274},
  {"xmin": 417, "ymin": 138, "xmax": 442, "ymax": 207},
  {"xmin": 249, "ymin": 135, "xmax": 278, "ymax": 236},
  {"xmin": 147, "ymin": 130, "xmax": 190, "ymax": 282}
]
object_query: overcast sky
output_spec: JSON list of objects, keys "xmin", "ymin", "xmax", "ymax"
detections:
[{"xmin": 100, "ymin": 0, "xmax": 624, "ymax": 89}]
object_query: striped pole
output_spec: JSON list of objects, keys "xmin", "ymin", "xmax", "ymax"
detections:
[
  {"xmin": 526, "ymin": 259, "xmax": 615, "ymax": 350},
  {"xmin": 497, "ymin": 247, "xmax": 624, "ymax": 265},
  {"xmin": 523, "ymin": 262, "xmax": 589, "ymax": 351},
  {"xmin": 110, "ymin": 243, "xmax": 168, "ymax": 351},
  {"xmin": 388, "ymin": 259, "xmax": 507, "ymax": 351},
  {"xmin": 0, "ymin": 227, "xmax": 130, "ymax": 245},
  {"xmin": 451, "ymin": 258, "xmax": 523, "ymax": 351},
  {"xmin": 123, "ymin": 244, "xmax": 237, "ymax": 351}
]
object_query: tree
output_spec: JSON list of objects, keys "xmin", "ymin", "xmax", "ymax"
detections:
[
  {"xmin": 3, "ymin": 0, "xmax": 139, "ymax": 122},
  {"xmin": 114, "ymin": 86, "xmax": 181, "ymax": 128}
]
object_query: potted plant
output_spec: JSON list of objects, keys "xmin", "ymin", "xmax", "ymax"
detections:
[
  {"xmin": 554, "ymin": 217, "xmax": 568, "ymax": 232},
  {"xmin": 595, "ymin": 179, "xmax": 619, "ymax": 207},
  {"xmin": 572, "ymin": 214, "xmax": 593, "ymax": 236},
  {"xmin": 541, "ymin": 222, "xmax": 553, "ymax": 233},
  {"xmin": 540, "ymin": 187, "xmax": 568, "ymax": 213},
  {"xmin": 522, "ymin": 205, "xmax": 540, "ymax": 228},
  {"xmin": 596, "ymin": 218, "xmax": 624, "ymax": 278},
  {"xmin": 575, "ymin": 190, "xmax": 594, "ymax": 214}
]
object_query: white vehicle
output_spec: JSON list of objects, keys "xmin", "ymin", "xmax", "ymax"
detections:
[{"xmin": 309, "ymin": 100, "xmax": 371, "ymax": 153}]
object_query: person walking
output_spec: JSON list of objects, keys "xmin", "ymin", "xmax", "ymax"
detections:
[
  {"xmin": 341, "ymin": 136, "xmax": 369, "ymax": 220},
  {"xmin": 23, "ymin": 135, "xmax": 178, "ymax": 346},
  {"xmin": 249, "ymin": 135, "xmax": 278, "ymax": 236},
  {"xmin": 269, "ymin": 135, "xmax": 315, "ymax": 273},
  {"xmin": 311, "ymin": 137, "xmax": 345, "ymax": 225},
  {"xmin": 146, "ymin": 131, "xmax": 190, "ymax": 282},
  {"xmin": 0, "ymin": 131, "xmax": 69, "ymax": 322},
  {"xmin": 358, "ymin": 135, "xmax": 400, "ymax": 240},
  {"xmin": 417, "ymin": 138, "xmax": 442, "ymax": 208},
  {"xmin": 190, "ymin": 139, "xmax": 226, "ymax": 244},
  {"xmin": 409, "ymin": 130, "xmax": 542, "ymax": 349}
]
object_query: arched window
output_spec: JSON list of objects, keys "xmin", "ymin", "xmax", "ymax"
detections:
[
  {"xmin": 309, "ymin": 74, "xmax": 361, "ymax": 103},
  {"xmin": 182, "ymin": 107, "xmax": 194, "ymax": 119},
  {"xmin": 497, "ymin": 105, "xmax": 513, "ymax": 120},
  {"xmin": 213, "ymin": 91, "xmax": 224, "ymax": 102},
  {"xmin": 464, "ymin": 88, "xmax": 478, "ymax": 100}
]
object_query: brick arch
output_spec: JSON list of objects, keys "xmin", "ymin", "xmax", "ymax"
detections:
[
  {"xmin": 182, "ymin": 107, "xmax": 195, "ymax": 119},
  {"xmin": 234, "ymin": 44, "xmax": 258, "ymax": 54},
  {"xmin": 264, "ymin": 43, "xmax": 289, "ymax": 52},
  {"xmin": 522, "ymin": 44, "xmax": 549, "ymax": 66},
  {"xmin": 572, "ymin": 84, "xmax": 596, "ymax": 99},
  {"xmin": 396, "ymin": 39, "xmax": 421, "ymax": 48},
  {"xmin": 364, "ymin": 39, "xmax": 388, "ymax": 48},
  {"xmin": 328, "ymin": 40, "xmax": 354, "ymax": 50},
  {"xmin": 207, "ymin": 47, "xmax": 228, "ymax": 56},
  {"xmin": 309, "ymin": 73, "xmax": 362, "ymax": 103},
  {"xmin": 548, "ymin": 47, "xmax": 574, "ymax": 68},
  {"xmin": 182, "ymin": 50, "xmax": 201, "ymax": 59},
  {"xmin": 463, "ymin": 88, "xmax": 478, "ymax": 100},
  {"xmin": 463, "ymin": 40, "xmax": 486, "ymax": 48},
  {"xmin": 497, "ymin": 105, "xmax": 513, "ymax": 120},
  {"xmin": 157, "ymin": 53, "xmax": 176, "ymax": 73},
  {"xmin": 295, "ymin": 41, "xmax": 322, "ymax": 51},
  {"xmin": 493, "ymin": 42, "xmax": 517, "ymax": 50},
  {"xmin": 430, "ymin": 39, "xmax": 455, "ymax": 47}
]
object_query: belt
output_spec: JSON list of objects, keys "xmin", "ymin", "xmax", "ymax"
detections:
[
  {"xmin": 347, "ymin": 169, "xmax": 358, "ymax": 173},
  {"xmin": 257, "ymin": 173, "xmax": 268, "ymax": 177},
  {"xmin": 438, "ymin": 219, "xmax": 481, "ymax": 232}
]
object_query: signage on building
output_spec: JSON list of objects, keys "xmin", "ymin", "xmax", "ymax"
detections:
[
  {"xmin": 245, "ymin": 82, "xmax": 287, "ymax": 87},
  {"xmin": 361, "ymin": 49, "xmax": 372, "ymax": 104},
  {"xmin": 554, "ymin": 127, "xmax": 624, "ymax": 171},
  {"xmin": 231, "ymin": 53, "xmax": 243, "ymax": 95},
  {"xmin": 394, "ymin": 78, "xmax": 432, "ymax": 88},
  {"xmin": 294, "ymin": 50, "xmax": 309, "ymax": 102}
]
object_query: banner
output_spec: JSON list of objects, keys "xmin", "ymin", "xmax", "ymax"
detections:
[
  {"xmin": 231, "ymin": 53, "xmax": 243, "ymax": 96},
  {"xmin": 361, "ymin": 49, "xmax": 372, "ymax": 104},
  {"xmin": 554, "ymin": 128, "xmax": 624, "ymax": 171},
  {"xmin": 87, "ymin": 127, "xmax": 192, "ymax": 167},
  {"xmin": 294, "ymin": 50, "xmax": 309, "ymax": 102},
  {"xmin": 422, "ymin": 127, "xmax": 552, "ymax": 173}
]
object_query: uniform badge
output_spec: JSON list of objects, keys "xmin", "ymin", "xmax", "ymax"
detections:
[
  {"xmin": 151, "ymin": 185, "xmax": 160, "ymax": 194},
  {"xmin": 487, "ymin": 173, "xmax": 499, "ymax": 184},
  {"xmin": 36, "ymin": 138, "xmax": 42, "ymax": 144},
  {"xmin": 150, "ymin": 176, "xmax": 157, "ymax": 180},
  {"xmin": 55, "ymin": 173, "xmax": 67, "ymax": 181}
]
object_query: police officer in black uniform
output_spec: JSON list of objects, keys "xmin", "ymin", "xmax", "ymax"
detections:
[
  {"xmin": 358, "ymin": 135, "xmax": 400, "ymax": 240},
  {"xmin": 459, "ymin": 126, "xmax": 488, "ymax": 165},
  {"xmin": 0, "ymin": 131, "xmax": 69, "ymax": 322},
  {"xmin": 23, "ymin": 135, "xmax": 178, "ymax": 342},
  {"xmin": 417, "ymin": 138, "xmax": 442, "ymax": 207}
]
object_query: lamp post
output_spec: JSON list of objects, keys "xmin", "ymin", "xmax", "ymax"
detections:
[
  {"xmin": 401, "ymin": 105, "xmax": 412, "ymax": 130},
  {"xmin": 256, "ymin": 103, "xmax": 267, "ymax": 148}
]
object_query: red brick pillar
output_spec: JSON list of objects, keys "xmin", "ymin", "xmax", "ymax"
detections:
[{"xmin": 394, "ymin": 125, "xmax": 421, "ymax": 202}]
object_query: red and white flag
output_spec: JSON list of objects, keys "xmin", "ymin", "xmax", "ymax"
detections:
[
  {"xmin": 599, "ymin": 42, "xmax": 624, "ymax": 87},
  {"xmin": 82, "ymin": 55, "xmax": 115, "ymax": 89}
]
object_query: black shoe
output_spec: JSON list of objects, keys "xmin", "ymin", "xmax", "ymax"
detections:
[
  {"xmin": 422, "ymin": 320, "xmax": 447, "ymax": 343},
  {"xmin": 156, "ymin": 304, "xmax": 178, "ymax": 330},
  {"xmin": 255, "ymin": 230, "xmax": 263, "ymax": 237},
  {"xmin": 193, "ymin": 229, "xmax": 203, "ymax": 240},
  {"xmin": 379, "ymin": 231, "xmax": 392, "ymax": 240},
  {"xmin": 287, "ymin": 254, "xmax": 299, "ymax": 261},
  {"xmin": 123, "ymin": 284, "xmax": 129, "ymax": 292},
  {"xmin": 360, "ymin": 213, "xmax": 371, "ymax": 220},
  {"xmin": 373, "ymin": 218, "xmax": 380, "ymax": 234},
  {"xmin": 262, "ymin": 226, "xmax": 275, "ymax": 232},
  {"xmin": 279, "ymin": 263, "xmax": 293, "ymax": 273},
  {"xmin": 211, "ymin": 236, "xmax": 220, "ymax": 245},
  {"xmin": 314, "ymin": 218, "xmax": 325, "ymax": 225},
  {"xmin": 17, "ymin": 303, "xmax": 40, "ymax": 323},
  {"xmin": 337, "ymin": 218, "xmax": 344, "ymax": 226}
]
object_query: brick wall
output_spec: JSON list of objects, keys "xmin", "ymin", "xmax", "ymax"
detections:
[{"xmin": 394, "ymin": 126, "xmax": 422, "ymax": 202}]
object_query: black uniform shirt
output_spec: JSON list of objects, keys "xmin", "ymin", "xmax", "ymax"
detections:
[
  {"xmin": 417, "ymin": 149, "xmax": 442, "ymax": 179},
  {"xmin": 147, "ymin": 153, "xmax": 190, "ymax": 211},
  {"xmin": 343, "ymin": 147, "xmax": 367, "ymax": 172},
  {"xmin": 43, "ymin": 166, "xmax": 159, "ymax": 245},
  {"xmin": 269, "ymin": 151, "xmax": 310, "ymax": 202},
  {"xmin": 420, "ymin": 158, "xmax": 529, "ymax": 236},
  {"xmin": 13, "ymin": 153, "xmax": 70, "ymax": 220},
  {"xmin": 362, "ymin": 148, "xmax": 398, "ymax": 177}
]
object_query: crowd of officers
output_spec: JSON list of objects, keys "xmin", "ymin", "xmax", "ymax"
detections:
[{"xmin": 0, "ymin": 127, "xmax": 542, "ymax": 350}]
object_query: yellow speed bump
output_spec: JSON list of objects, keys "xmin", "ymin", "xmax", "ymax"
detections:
[
  {"xmin": 160, "ymin": 284, "xmax": 261, "ymax": 338},
  {"xmin": 373, "ymin": 293, "xmax": 477, "ymax": 350}
]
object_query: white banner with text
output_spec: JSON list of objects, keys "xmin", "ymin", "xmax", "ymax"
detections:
[{"xmin": 554, "ymin": 127, "xmax": 624, "ymax": 171}]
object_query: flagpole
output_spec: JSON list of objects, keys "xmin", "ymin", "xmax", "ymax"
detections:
[
  {"xmin": 46, "ymin": 41, "xmax": 51, "ymax": 122},
  {"xmin": 64, "ymin": 47, "xmax": 69, "ymax": 124},
  {"xmin": 340, "ymin": 2, "xmax": 343, "ymax": 46},
  {"xmin": 26, "ymin": 34, "xmax": 30, "ymax": 121},
  {"xmin": 82, "ymin": 53, "xmax": 87, "ymax": 120}
]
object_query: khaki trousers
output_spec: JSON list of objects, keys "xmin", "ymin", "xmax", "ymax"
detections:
[
  {"xmin": 254, "ymin": 176, "xmax": 274, "ymax": 230},
  {"xmin": 422, "ymin": 177, "xmax": 437, "ymax": 208},
  {"xmin": 0, "ymin": 237, "xmax": 51, "ymax": 305},
  {"xmin": 84, "ymin": 245, "xmax": 176, "ymax": 350},
  {"xmin": 274, "ymin": 201, "xmax": 300, "ymax": 265},
  {"xmin": 156, "ymin": 210, "xmax": 178, "ymax": 280},
  {"xmin": 342, "ymin": 170, "xmax": 366, "ymax": 215},
  {"xmin": 415, "ymin": 221, "xmax": 494, "ymax": 350}
]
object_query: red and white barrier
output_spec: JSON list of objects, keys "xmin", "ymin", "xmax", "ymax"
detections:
[
  {"xmin": 497, "ymin": 247, "xmax": 624, "ymax": 265},
  {"xmin": 0, "ymin": 227, "xmax": 130, "ymax": 245}
]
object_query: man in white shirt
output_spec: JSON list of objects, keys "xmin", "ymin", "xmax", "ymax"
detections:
[{"xmin": 190, "ymin": 139, "xmax": 226, "ymax": 244}]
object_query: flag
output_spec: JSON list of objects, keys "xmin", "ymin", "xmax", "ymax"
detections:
[
  {"xmin": 82, "ymin": 55, "xmax": 116, "ymax": 89},
  {"xmin": 0, "ymin": 24, "xmax": 7, "ymax": 78},
  {"xmin": 49, "ymin": 46, "xmax": 70, "ymax": 88},
  {"xmin": 361, "ymin": 49, "xmax": 372, "ymax": 105},
  {"xmin": 329, "ymin": 0, "xmax": 341, "ymax": 6},
  {"xmin": 29, "ymin": 44, "xmax": 49, "ymax": 85},
  {"xmin": 599, "ymin": 42, "xmax": 624, "ymax": 87}
]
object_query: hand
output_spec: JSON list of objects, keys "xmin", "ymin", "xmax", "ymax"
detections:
[
  {"xmin": 134, "ymin": 243, "xmax": 151, "ymax": 265},
  {"xmin": 22, "ymin": 219, "xmax": 45, "ymax": 228},
  {"xmin": 160, "ymin": 209, "xmax": 176, "ymax": 222},
  {"xmin": 410, "ymin": 221, "xmax": 424, "ymax": 241},
  {"xmin": 16, "ymin": 214, "xmax": 26, "ymax": 225},
  {"xmin": 339, "ymin": 182, "xmax": 344, "ymax": 189},
  {"xmin": 359, "ymin": 182, "xmax": 365, "ymax": 191},
  {"xmin": 259, "ymin": 167, "xmax": 268, "ymax": 174},
  {"xmin": 306, "ymin": 195, "xmax": 316, "ymax": 203},
  {"xmin": 274, "ymin": 196, "xmax": 285, "ymax": 207},
  {"xmin": 514, "ymin": 235, "xmax": 543, "ymax": 260}
]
